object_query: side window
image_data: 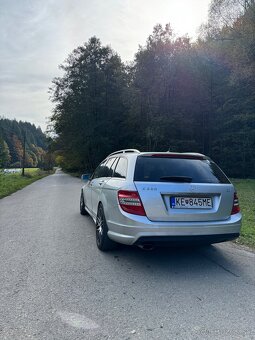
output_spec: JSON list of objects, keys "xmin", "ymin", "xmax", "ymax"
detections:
[
  {"xmin": 91, "ymin": 166, "xmax": 101, "ymax": 179},
  {"xmin": 114, "ymin": 157, "xmax": 127, "ymax": 179},
  {"xmin": 99, "ymin": 161, "xmax": 109, "ymax": 177},
  {"xmin": 106, "ymin": 157, "xmax": 117, "ymax": 177},
  {"xmin": 92, "ymin": 161, "xmax": 107, "ymax": 179}
]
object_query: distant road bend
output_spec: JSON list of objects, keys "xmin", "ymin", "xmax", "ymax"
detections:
[{"xmin": 0, "ymin": 170, "xmax": 255, "ymax": 339}]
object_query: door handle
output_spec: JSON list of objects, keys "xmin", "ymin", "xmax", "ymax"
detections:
[{"xmin": 99, "ymin": 180, "xmax": 105, "ymax": 185}]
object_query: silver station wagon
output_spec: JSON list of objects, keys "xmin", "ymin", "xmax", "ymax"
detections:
[{"xmin": 80, "ymin": 149, "xmax": 241, "ymax": 251}]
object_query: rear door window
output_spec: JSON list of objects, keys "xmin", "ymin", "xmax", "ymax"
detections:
[
  {"xmin": 113, "ymin": 157, "xmax": 127, "ymax": 179},
  {"xmin": 134, "ymin": 156, "xmax": 230, "ymax": 184},
  {"xmin": 105, "ymin": 157, "xmax": 117, "ymax": 177}
]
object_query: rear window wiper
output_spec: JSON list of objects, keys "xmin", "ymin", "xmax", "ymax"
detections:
[{"xmin": 159, "ymin": 176, "xmax": 192, "ymax": 182}]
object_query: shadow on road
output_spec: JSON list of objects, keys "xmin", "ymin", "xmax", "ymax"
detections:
[
  {"xmin": 81, "ymin": 215, "xmax": 243, "ymax": 282},
  {"xmin": 110, "ymin": 244, "xmax": 241, "ymax": 279}
]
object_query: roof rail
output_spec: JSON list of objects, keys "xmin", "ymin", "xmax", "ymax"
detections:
[
  {"xmin": 183, "ymin": 152, "xmax": 206, "ymax": 157},
  {"xmin": 108, "ymin": 149, "xmax": 140, "ymax": 157}
]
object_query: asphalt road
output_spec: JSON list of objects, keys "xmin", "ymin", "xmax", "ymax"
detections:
[{"xmin": 0, "ymin": 170, "xmax": 255, "ymax": 340}]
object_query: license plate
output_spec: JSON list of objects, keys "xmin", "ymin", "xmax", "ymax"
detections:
[{"xmin": 170, "ymin": 196, "xmax": 213, "ymax": 209}]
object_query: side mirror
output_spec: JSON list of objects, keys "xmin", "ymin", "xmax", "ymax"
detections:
[{"xmin": 81, "ymin": 174, "xmax": 91, "ymax": 182}]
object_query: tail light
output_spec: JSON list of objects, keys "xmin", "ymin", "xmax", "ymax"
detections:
[
  {"xmin": 231, "ymin": 192, "xmax": 240, "ymax": 215},
  {"xmin": 118, "ymin": 190, "xmax": 146, "ymax": 216}
]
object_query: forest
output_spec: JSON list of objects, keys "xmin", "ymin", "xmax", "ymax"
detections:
[
  {"xmin": 0, "ymin": 118, "xmax": 47, "ymax": 168},
  {"xmin": 50, "ymin": 0, "xmax": 255, "ymax": 178}
]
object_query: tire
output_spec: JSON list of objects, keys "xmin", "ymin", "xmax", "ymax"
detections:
[
  {"xmin": 96, "ymin": 204, "xmax": 117, "ymax": 251},
  {"xmin": 80, "ymin": 191, "xmax": 88, "ymax": 215}
]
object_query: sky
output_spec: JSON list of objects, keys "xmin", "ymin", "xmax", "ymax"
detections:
[{"xmin": 0, "ymin": 0, "xmax": 211, "ymax": 131}]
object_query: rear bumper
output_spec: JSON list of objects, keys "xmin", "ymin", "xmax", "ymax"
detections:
[
  {"xmin": 133, "ymin": 233, "xmax": 239, "ymax": 246},
  {"xmin": 107, "ymin": 213, "xmax": 242, "ymax": 246}
]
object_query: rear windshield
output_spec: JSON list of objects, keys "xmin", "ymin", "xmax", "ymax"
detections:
[{"xmin": 134, "ymin": 156, "xmax": 230, "ymax": 184}]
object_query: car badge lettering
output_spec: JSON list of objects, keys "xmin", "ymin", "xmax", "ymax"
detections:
[{"xmin": 142, "ymin": 187, "xmax": 157, "ymax": 191}]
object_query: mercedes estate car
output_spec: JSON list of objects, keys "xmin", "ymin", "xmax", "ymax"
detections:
[{"xmin": 80, "ymin": 149, "xmax": 241, "ymax": 251}]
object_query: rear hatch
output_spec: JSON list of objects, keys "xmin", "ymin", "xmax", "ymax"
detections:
[{"xmin": 134, "ymin": 153, "xmax": 234, "ymax": 222}]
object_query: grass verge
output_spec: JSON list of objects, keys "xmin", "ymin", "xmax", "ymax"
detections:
[
  {"xmin": 232, "ymin": 179, "xmax": 255, "ymax": 249},
  {"xmin": 0, "ymin": 168, "xmax": 51, "ymax": 199}
]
